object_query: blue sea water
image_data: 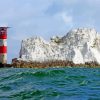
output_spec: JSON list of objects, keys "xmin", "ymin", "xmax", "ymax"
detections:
[{"xmin": 0, "ymin": 67, "xmax": 100, "ymax": 100}]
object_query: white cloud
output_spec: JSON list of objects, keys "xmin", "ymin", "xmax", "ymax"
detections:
[
  {"xmin": 62, "ymin": 0, "xmax": 79, "ymax": 5},
  {"xmin": 87, "ymin": 0, "xmax": 100, "ymax": 3},
  {"xmin": 53, "ymin": 12, "xmax": 73, "ymax": 28},
  {"xmin": 61, "ymin": 12, "xmax": 73, "ymax": 24},
  {"xmin": 52, "ymin": 11, "xmax": 73, "ymax": 25}
]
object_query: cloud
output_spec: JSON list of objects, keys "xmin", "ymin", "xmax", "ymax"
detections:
[
  {"xmin": 61, "ymin": 12, "xmax": 73, "ymax": 24},
  {"xmin": 62, "ymin": 0, "xmax": 79, "ymax": 5},
  {"xmin": 87, "ymin": 0, "xmax": 100, "ymax": 4}
]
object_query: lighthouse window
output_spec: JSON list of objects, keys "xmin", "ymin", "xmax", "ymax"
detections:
[
  {"xmin": 0, "ymin": 31, "xmax": 4, "ymax": 34},
  {"xmin": 0, "ymin": 30, "xmax": 6, "ymax": 35},
  {"xmin": 1, "ymin": 28, "xmax": 4, "ymax": 30}
]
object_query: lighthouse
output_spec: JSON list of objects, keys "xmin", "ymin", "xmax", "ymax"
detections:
[{"xmin": 0, "ymin": 27, "xmax": 8, "ymax": 66}]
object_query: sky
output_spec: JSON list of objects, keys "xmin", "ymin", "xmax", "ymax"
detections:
[{"xmin": 0, "ymin": 0, "xmax": 100, "ymax": 63}]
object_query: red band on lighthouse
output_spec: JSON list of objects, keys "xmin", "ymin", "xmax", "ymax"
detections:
[
  {"xmin": 0, "ymin": 34, "xmax": 7, "ymax": 39},
  {"xmin": 0, "ymin": 46, "xmax": 7, "ymax": 53}
]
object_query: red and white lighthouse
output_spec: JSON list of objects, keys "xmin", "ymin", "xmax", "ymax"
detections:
[{"xmin": 0, "ymin": 27, "xmax": 8, "ymax": 64}]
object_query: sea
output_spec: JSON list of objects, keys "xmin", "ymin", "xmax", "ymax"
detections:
[{"xmin": 0, "ymin": 67, "xmax": 100, "ymax": 100}]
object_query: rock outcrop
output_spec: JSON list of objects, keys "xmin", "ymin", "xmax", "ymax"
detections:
[{"xmin": 18, "ymin": 28, "xmax": 100, "ymax": 65}]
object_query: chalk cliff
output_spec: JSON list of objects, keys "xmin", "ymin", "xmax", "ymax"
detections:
[{"xmin": 19, "ymin": 28, "xmax": 100, "ymax": 64}]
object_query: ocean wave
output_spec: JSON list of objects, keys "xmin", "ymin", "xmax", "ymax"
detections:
[{"xmin": 0, "ymin": 68, "xmax": 100, "ymax": 100}]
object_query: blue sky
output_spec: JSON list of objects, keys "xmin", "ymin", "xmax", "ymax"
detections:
[{"xmin": 0, "ymin": 0, "xmax": 100, "ymax": 63}]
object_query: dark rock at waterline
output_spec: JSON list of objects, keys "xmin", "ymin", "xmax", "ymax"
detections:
[
  {"xmin": 0, "ymin": 59, "xmax": 100, "ymax": 68},
  {"xmin": 0, "ymin": 63, "xmax": 12, "ymax": 68},
  {"xmin": 11, "ymin": 58, "xmax": 100, "ymax": 68}
]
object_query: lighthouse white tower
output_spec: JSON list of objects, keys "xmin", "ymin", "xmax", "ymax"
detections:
[{"xmin": 0, "ymin": 27, "xmax": 8, "ymax": 65}]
